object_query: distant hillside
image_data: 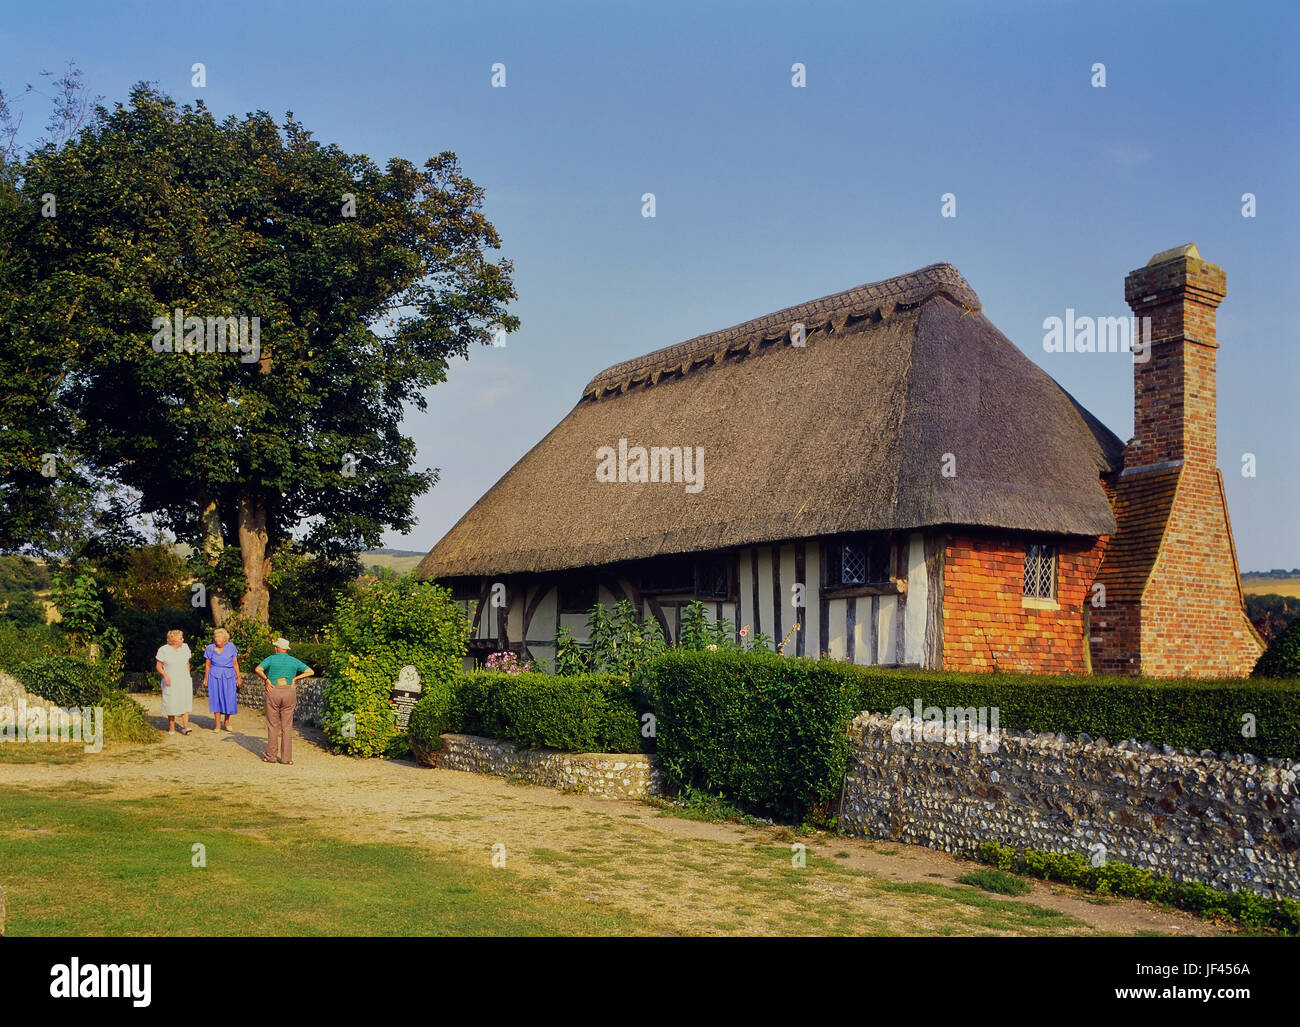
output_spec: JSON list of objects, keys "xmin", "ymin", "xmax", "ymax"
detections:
[
  {"xmin": 171, "ymin": 543, "xmax": 424, "ymax": 575},
  {"xmin": 362, "ymin": 550, "xmax": 424, "ymax": 574},
  {"xmin": 1242, "ymin": 570, "xmax": 1300, "ymax": 597}
]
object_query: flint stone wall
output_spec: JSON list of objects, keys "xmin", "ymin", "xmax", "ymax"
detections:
[
  {"xmin": 840, "ymin": 712, "xmax": 1300, "ymax": 898},
  {"xmin": 419, "ymin": 733, "xmax": 663, "ymax": 800}
]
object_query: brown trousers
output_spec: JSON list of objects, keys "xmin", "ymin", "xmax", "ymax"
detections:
[{"xmin": 265, "ymin": 685, "xmax": 297, "ymax": 762}]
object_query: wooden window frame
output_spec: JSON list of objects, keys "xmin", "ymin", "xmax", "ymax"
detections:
[
  {"xmin": 1023, "ymin": 542, "xmax": 1058, "ymax": 603},
  {"xmin": 820, "ymin": 534, "xmax": 898, "ymax": 597}
]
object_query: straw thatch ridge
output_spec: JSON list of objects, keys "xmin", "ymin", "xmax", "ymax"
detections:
[
  {"xmin": 418, "ymin": 264, "xmax": 1124, "ymax": 581},
  {"xmin": 583, "ymin": 263, "xmax": 980, "ymax": 399}
]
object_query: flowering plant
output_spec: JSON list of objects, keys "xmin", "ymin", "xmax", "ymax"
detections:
[{"xmin": 485, "ymin": 650, "xmax": 532, "ymax": 675}]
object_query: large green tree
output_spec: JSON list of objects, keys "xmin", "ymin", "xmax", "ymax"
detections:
[
  {"xmin": 0, "ymin": 64, "xmax": 107, "ymax": 555},
  {"xmin": 11, "ymin": 85, "xmax": 517, "ymax": 621}
]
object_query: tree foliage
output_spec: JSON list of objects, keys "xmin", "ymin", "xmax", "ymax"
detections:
[{"xmin": 3, "ymin": 81, "xmax": 517, "ymax": 624}]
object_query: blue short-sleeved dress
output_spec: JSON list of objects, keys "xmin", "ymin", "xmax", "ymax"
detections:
[{"xmin": 205, "ymin": 642, "xmax": 239, "ymax": 715}]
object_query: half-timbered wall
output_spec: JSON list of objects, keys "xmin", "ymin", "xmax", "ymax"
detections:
[{"xmin": 455, "ymin": 530, "xmax": 943, "ymax": 669}]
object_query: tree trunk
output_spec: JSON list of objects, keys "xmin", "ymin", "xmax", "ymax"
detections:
[
  {"xmin": 237, "ymin": 495, "xmax": 271, "ymax": 623},
  {"xmin": 199, "ymin": 493, "xmax": 235, "ymax": 626}
]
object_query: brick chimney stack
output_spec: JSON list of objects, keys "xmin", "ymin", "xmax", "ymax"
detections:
[
  {"xmin": 1091, "ymin": 244, "xmax": 1263, "ymax": 677},
  {"xmin": 1123, "ymin": 243, "xmax": 1225, "ymax": 471}
]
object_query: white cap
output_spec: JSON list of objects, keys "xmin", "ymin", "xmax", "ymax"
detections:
[{"xmin": 273, "ymin": 637, "xmax": 291, "ymax": 649}]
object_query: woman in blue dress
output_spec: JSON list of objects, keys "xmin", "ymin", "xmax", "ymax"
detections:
[{"xmin": 203, "ymin": 628, "xmax": 242, "ymax": 731}]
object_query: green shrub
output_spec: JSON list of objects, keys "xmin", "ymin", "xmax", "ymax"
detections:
[
  {"xmin": 101, "ymin": 689, "xmax": 158, "ymax": 744},
  {"xmin": 1254, "ymin": 617, "xmax": 1300, "ymax": 679},
  {"xmin": 446, "ymin": 670, "xmax": 647, "ymax": 753},
  {"xmin": 585, "ymin": 600, "xmax": 668, "ymax": 676},
  {"xmin": 12, "ymin": 656, "xmax": 104, "ymax": 707},
  {"xmin": 407, "ymin": 671, "xmax": 456, "ymax": 761},
  {"xmin": 642, "ymin": 649, "xmax": 861, "ymax": 821},
  {"xmin": 111, "ymin": 606, "xmax": 208, "ymax": 674},
  {"xmin": 0, "ymin": 623, "xmax": 64, "ymax": 669},
  {"xmin": 0, "ymin": 593, "xmax": 45, "ymax": 628},
  {"xmin": 322, "ymin": 577, "xmax": 468, "ymax": 757},
  {"xmin": 288, "ymin": 640, "xmax": 332, "ymax": 677},
  {"xmin": 975, "ymin": 841, "xmax": 1300, "ymax": 934},
  {"xmin": 955, "ymin": 868, "xmax": 1032, "ymax": 896},
  {"xmin": 846, "ymin": 666, "xmax": 1300, "ymax": 759}
]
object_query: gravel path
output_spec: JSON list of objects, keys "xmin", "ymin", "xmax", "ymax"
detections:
[{"xmin": 1, "ymin": 694, "xmax": 1226, "ymax": 936}]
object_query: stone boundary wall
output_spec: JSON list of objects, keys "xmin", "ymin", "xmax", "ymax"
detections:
[
  {"xmin": 840, "ymin": 712, "xmax": 1300, "ymax": 898},
  {"xmin": 126, "ymin": 672, "xmax": 326, "ymax": 727},
  {"xmin": 418, "ymin": 733, "xmax": 663, "ymax": 800}
]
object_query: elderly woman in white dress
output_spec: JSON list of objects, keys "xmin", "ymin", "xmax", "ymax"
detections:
[{"xmin": 156, "ymin": 629, "xmax": 195, "ymax": 735}]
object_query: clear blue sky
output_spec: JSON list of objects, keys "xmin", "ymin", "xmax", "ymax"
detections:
[{"xmin": 4, "ymin": 0, "xmax": 1297, "ymax": 568}]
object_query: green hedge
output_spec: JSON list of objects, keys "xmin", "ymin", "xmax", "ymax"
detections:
[
  {"xmin": 846, "ymin": 667, "xmax": 1300, "ymax": 759},
  {"xmin": 977, "ymin": 841, "xmax": 1300, "ymax": 935},
  {"xmin": 429, "ymin": 670, "xmax": 648, "ymax": 754},
  {"xmin": 0, "ymin": 623, "xmax": 64, "ymax": 670},
  {"xmin": 641, "ymin": 649, "xmax": 861, "ymax": 821},
  {"xmin": 12, "ymin": 656, "xmax": 104, "ymax": 707}
]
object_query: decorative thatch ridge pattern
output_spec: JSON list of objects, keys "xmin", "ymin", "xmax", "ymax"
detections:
[
  {"xmin": 418, "ymin": 263, "xmax": 1124, "ymax": 580},
  {"xmin": 583, "ymin": 263, "xmax": 981, "ymax": 400}
]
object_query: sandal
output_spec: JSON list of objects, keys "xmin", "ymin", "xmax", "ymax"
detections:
[
  {"xmin": 260, "ymin": 753, "xmax": 277, "ymax": 763},
  {"xmin": 179, "ymin": 727, "xmax": 193, "ymax": 735},
  {"xmin": 280, "ymin": 759, "xmax": 294, "ymax": 765}
]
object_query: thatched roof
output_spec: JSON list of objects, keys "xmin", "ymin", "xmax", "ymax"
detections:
[{"xmin": 418, "ymin": 263, "xmax": 1123, "ymax": 579}]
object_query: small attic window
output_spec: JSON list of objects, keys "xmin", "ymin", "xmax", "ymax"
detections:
[{"xmin": 1024, "ymin": 544, "xmax": 1057, "ymax": 600}]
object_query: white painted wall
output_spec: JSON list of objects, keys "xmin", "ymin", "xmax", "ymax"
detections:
[{"xmin": 904, "ymin": 531, "xmax": 928, "ymax": 665}]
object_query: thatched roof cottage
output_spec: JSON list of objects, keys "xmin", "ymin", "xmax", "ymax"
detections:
[{"xmin": 418, "ymin": 247, "xmax": 1263, "ymax": 677}]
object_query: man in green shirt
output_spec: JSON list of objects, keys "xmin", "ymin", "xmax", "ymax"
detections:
[{"xmin": 255, "ymin": 638, "xmax": 313, "ymax": 764}]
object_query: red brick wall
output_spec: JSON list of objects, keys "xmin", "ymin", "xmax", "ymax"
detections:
[
  {"xmin": 941, "ymin": 533, "xmax": 1107, "ymax": 674},
  {"xmin": 1088, "ymin": 601, "xmax": 1140, "ymax": 675}
]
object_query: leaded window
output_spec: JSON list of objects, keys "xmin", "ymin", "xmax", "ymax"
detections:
[
  {"xmin": 1023, "ymin": 543, "xmax": 1057, "ymax": 600},
  {"xmin": 829, "ymin": 536, "xmax": 891, "ymax": 588},
  {"xmin": 841, "ymin": 543, "xmax": 868, "ymax": 585}
]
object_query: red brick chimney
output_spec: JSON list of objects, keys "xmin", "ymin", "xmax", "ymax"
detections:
[
  {"xmin": 1090, "ymin": 245, "xmax": 1263, "ymax": 677},
  {"xmin": 1124, "ymin": 243, "xmax": 1225, "ymax": 472}
]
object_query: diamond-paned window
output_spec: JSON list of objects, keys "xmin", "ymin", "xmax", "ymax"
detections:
[
  {"xmin": 831, "ymin": 537, "xmax": 891, "ymax": 588},
  {"xmin": 841, "ymin": 544, "xmax": 868, "ymax": 585},
  {"xmin": 1023, "ymin": 543, "xmax": 1057, "ymax": 600}
]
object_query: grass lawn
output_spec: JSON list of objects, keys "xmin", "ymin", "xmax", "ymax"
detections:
[{"xmin": 0, "ymin": 784, "xmax": 654, "ymax": 936}]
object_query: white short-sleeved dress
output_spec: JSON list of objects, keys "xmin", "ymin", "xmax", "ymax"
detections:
[{"xmin": 157, "ymin": 643, "xmax": 194, "ymax": 716}]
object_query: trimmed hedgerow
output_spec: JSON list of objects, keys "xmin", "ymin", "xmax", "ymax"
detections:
[
  {"xmin": 977, "ymin": 841, "xmax": 1300, "ymax": 935},
  {"xmin": 846, "ymin": 667, "xmax": 1300, "ymax": 759},
  {"xmin": 641, "ymin": 649, "xmax": 861, "ymax": 821},
  {"xmin": 638, "ymin": 650, "xmax": 1300, "ymax": 823},
  {"xmin": 440, "ymin": 670, "xmax": 648, "ymax": 754}
]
